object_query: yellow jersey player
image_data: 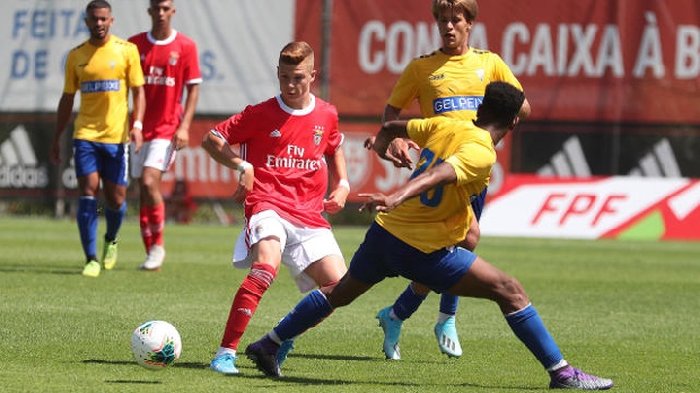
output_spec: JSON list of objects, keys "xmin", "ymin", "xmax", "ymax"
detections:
[
  {"xmin": 50, "ymin": 0, "xmax": 145, "ymax": 278},
  {"xmin": 371, "ymin": 0, "xmax": 531, "ymax": 360}
]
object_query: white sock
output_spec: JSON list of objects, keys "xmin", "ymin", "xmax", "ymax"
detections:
[
  {"xmin": 268, "ymin": 331, "xmax": 282, "ymax": 345},
  {"xmin": 215, "ymin": 347, "xmax": 236, "ymax": 358},
  {"xmin": 547, "ymin": 359, "xmax": 569, "ymax": 372},
  {"xmin": 437, "ymin": 312, "xmax": 452, "ymax": 323}
]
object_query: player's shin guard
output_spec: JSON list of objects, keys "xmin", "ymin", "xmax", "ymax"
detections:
[
  {"xmin": 139, "ymin": 206, "xmax": 153, "ymax": 251},
  {"xmin": 220, "ymin": 262, "xmax": 277, "ymax": 350},
  {"xmin": 273, "ymin": 289, "xmax": 333, "ymax": 341},
  {"xmin": 104, "ymin": 202, "xmax": 126, "ymax": 242},
  {"xmin": 439, "ymin": 293, "xmax": 459, "ymax": 316},
  {"xmin": 77, "ymin": 196, "xmax": 98, "ymax": 260},
  {"xmin": 148, "ymin": 203, "xmax": 165, "ymax": 246},
  {"xmin": 392, "ymin": 284, "xmax": 428, "ymax": 320},
  {"xmin": 505, "ymin": 303, "xmax": 564, "ymax": 369}
]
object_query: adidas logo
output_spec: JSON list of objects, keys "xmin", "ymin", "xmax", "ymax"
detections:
[
  {"xmin": 236, "ymin": 307, "xmax": 253, "ymax": 317},
  {"xmin": 537, "ymin": 136, "xmax": 591, "ymax": 177},
  {"xmin": 628, "ymin": 138, "xmax": 680, "ymax": 177},
  {"xmin": 0, "ymin": 125, "xmax": 49, "ymax": 188},
  {"xmin": 269, "ymin": 129, "xmax": 281, "ymax": 138}
]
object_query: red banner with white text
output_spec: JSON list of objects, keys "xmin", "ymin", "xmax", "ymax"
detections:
[{"xmin": 296, "ymin": 0, "xmax": 700, "ymax": 123}]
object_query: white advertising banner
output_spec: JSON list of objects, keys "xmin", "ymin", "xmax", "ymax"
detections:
[
  {"xmin": 480, "ymin": 176, "xmax": 699, "ymax": 240},
  {"xmin": 0, "ymin": 0, "xmax": 294, "ymax": 114}
]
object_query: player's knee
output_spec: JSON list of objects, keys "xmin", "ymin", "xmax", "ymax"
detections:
[{"xmin": 493, "ymin": 275, "xmax": 529, "ymax": 311}]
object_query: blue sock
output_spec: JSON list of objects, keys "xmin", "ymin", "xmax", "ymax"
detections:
[
  {"xmin": 77, "ymin": 197, "xmax": 98, "ymax": 261},
  {"xmin": 274, "ymin": 289, "xmax": 333, "ymax": 341},
  {"xmin": 439, "ymin": 293, "xmax": 459, "ymax": 315},
  {"xmin": 393, "ymin": 284, "xmax": 427, "ymax": 320},
  {"xmin": 104, "ymin": 202, "xmax": 126, "ymax": 242},
  {"xmin": 505, "ymin": 304, "xmax": 563, "ymax": 369}
]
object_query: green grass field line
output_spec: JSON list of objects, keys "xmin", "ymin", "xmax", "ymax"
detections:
[{"xmin": 0, "ymin": 217, "xmax": 698, "ymax": 392}]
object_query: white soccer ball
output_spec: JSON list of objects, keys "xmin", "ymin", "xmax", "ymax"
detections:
[{"xmin": 131, "ymin": 320, "xmax": 182, "ymax": 370}]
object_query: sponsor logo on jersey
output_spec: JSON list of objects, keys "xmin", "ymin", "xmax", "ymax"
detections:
[
  {"xmin": 145, "ymin": 66, "xmax": 176, "ymax": 87},
  {"xmin": 269, "ymin": 129, "xmax": 282, "ymax": 138},
  {"xmin": 433, "ymin": 95, "xmax": 482, "ymax": 114},
  {"xmin": 81, "ymin": 79, "xmax": 120, "ymax": 93},
  {"xmin": 429, "ymin": 73, "xmax": 445, "ymax": 81}
]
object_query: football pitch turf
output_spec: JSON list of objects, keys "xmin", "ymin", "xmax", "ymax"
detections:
[{"xmin": 0, "ymin": 216, "xmax": 698, "ymax": 392}]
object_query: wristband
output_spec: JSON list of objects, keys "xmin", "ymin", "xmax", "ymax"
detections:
[
  {"xmin": 237, "ymin": 161, "xmax": 252, "ymax": 174},
  {"xmin": 338, "ymin": 179, "xmax": 350, "ymax": 191},
  {"xmin": 133, "ymin": 120, "xmax": 143, "ymax": 130}
]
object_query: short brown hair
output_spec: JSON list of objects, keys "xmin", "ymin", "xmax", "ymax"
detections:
[
  {"xmin": 432, "ymin": 0, "xmax": 478, "ymax": 21},
  {"xmin": 279, "ymin": 41, "xmax": 314, "ymax": 66}
]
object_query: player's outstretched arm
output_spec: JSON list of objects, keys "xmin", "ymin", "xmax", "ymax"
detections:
[{"xmin": 360, "ymin": 162, "xmax": 456, "ymax": 213}]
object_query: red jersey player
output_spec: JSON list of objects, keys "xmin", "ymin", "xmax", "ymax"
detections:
[
  {"xmin": 128, "ymin": 0, "xmax": 202, "ymax": 271},
  {"xmin": 201, "ymin": 41, "xmax": 350, "ymax": 375}
]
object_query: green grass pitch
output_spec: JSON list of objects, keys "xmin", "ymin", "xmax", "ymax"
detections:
[{"xmin": 0, "ymin": 216, "xmax": 698, "ymax": 392}]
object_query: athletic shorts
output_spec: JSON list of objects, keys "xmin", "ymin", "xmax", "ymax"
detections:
[
  {"xmin": 470, "ymin": 187, "xmax": 488, "ymax": 221},
  {"xmin": 129, "ymin": 139, "xmax": 176, "ymax": 178},
  {"xmin": 73, "ymin": 139, "xmax": 129, "ymax": 186},
  {"xmin": 348, "ymin": 222, "xmax": 476, "ymax": 293},
  {"xmin": 232, "ymin": 210, "xmax": 345, "ymax": 292}
]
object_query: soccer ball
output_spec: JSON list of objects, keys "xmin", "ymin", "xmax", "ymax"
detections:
[{"xmin": 131, "ymin": 320, "xmax": 182, "ymax": 370}]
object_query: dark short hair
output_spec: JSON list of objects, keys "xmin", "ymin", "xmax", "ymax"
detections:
[
  {"xmin": 86, "ymin": 0, "xmax": 111, "ymax": 13},
  {"xmin": 478, "ymin": 82, "xmax": 525, "ymax": 127}
]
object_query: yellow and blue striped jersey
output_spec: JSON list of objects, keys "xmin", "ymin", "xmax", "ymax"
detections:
[
  {"xmin": 387, "ymin": 48, "xmax": 522, "ymax": 121},
  {"xmin": 64, "ymin": 35, "xmax": 144, "ymax": 143},
  {"xmin": 375, "ymin": 116, "xmax": 495, "ymax": 253}
]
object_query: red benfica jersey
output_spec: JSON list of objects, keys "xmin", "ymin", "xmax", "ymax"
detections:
[
  {"xmin": 129, "ymin": 30, "xmax": 202, "ymax": 141},
  {"xmin": 214, "ymin": 95, "xmax": 343, "ymax": 228}
]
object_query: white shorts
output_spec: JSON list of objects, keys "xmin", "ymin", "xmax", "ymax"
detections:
[
  {"xmin": 232, "ymin": 210, "xmax": 344, "ymax": 293},
  {"xmin": 130, "ymin": 139, "xmax": 176, "ymax": 178}
]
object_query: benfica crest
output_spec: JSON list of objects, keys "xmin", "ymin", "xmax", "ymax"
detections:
[{"xmin": 313, "ymin": 125, "xmax": 324, "ymax": 145}]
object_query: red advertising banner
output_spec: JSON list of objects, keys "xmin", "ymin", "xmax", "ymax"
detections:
[{"xmin": 297, "ymin": 0, "xmax": 700, "ymax": 123}]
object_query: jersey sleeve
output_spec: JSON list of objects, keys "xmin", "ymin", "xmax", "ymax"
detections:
[
  {"xmin": 323, "ymin": 105, "xmax": 342, "ymax": 155},
  {"xmin": 386, "ymin": 60, "xmax": 419, "ymax": 109},
  {"xmin": 490, "ymin": 53, "xmax": 523, "ymax": 91},
  {"xmin": 126, "ymin": 44, "xmax": 145, "ymax": 88},
  {"xmin": 212, "ymin": 105, "xmax": 257, "ymax": 145},
  {"xmin": 63, "ymin": 50, "xmax": 78, "ymax": 94},
  {"xmin": 405, "ymin": 117, "xmax": 437, "ymax": 148},
  {"xmin": 183, "ymin": 39, "xmax": 203, "ymax": 85},
  {"xmin": 445, "ymin": 142, "xmax": 495, "ymax": 186}
]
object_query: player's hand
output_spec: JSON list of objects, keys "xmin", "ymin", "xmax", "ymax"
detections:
[
  {"xmin": 172, "ymin": 127, "xmax": 189, "ymax": 151},
  {"xmin": 234, "ymin": 165, "xmax": 254, "ymax": 204},
  {"xmin": 130, "ymin": 127, "xmax": 143, "ymax": 153},
  {"xmin": 358, "ymin": 192, "xmax": 399, "ymax": 213},
  {"xmin": 385, "ymin": 138, "xmax": 419, "ymax": 169},
  {"xmin": 323, "ymin": 185, "xmax": 349, "ymax": 214}
]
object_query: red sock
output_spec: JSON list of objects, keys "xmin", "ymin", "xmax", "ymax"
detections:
[
  {"xmin": 220, "ymin": 262, "xmax": 277, "ymax": 350},
  {"xmin": 139, "ymin": 206, "xmax": 152, "ymax": 251},
  {"xmin": 148, "ymin": 203, "xmax": 165, "ymax": 247}
]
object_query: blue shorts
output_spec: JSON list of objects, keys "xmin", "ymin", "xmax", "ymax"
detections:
[
  {"xmin": 73, "ymin": 139, "xmax": 129, "ymax": 186},
  {"xmin": 470, "ymin": 187, "xmax": 487, "ymax": 221},
  {"xmin": 348, "ymin": 222, "xmax": 477, "ymax": 293}
]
